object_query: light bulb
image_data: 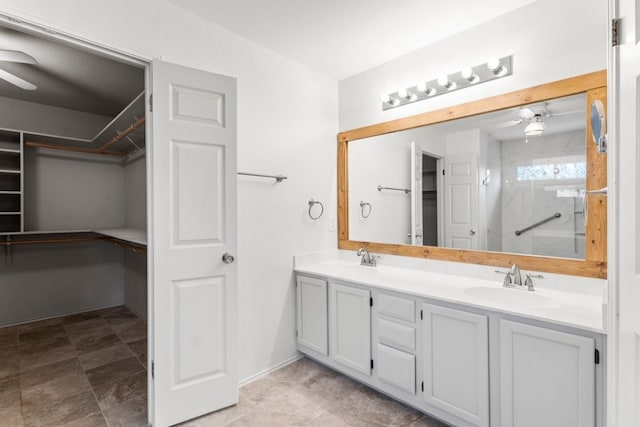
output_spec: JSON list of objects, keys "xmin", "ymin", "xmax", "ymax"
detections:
[
  {"xmin": 487, "ymin": 58, "xmax": 507, "ymax": 76},
  {"xmin": 437, "ymin": 75, "xmax": 455, "ymax": 90},
  {"xmin": 381, "ymin": 93, "xmax": 392, "ymax": 104},
  {"xmin": 398, "ymin": 87, "xmax": 416, "ymax": 101},
  {"xmin": 461, "ymin": 68, "xmax": 478, "ymax": 83},
  {"xmin": 417, "ymin": 81, "xmax": 436, "ymax": 96}
]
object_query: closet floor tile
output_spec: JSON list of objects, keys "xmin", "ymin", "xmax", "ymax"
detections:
[
  {"xmin": 74, "ymin": 333, "xmax": 121, "ymax": 355},
  {"xmin": 62, "ymin": 311, "xmax": 102, "ymax": 325},
  {"xmin": 101, "ymin": 393, "xmax": 147, "ymax": 427},
  {"xmin": 111, "ymin": 319, "xmax": 146, "ymax": 343},
  {"xmin": 0, "ymin": 351, "xmax": 19, "ymax": 379},
  {"xmin": 126, "ymin": 338, "xmax": 147, "ymax": 366},
  {"xmin": 85, "ymin": 357, "xmax": 145, "ymax": 388},
  {"xmin": 22, "ymin": 390, "xmax": 100, "ymax": 427},
  {"xmin": 78, "ymin": 344, "xmax": 134, "ymax": 371},
  {"xmin": 93, "ymin": 370, "xmax": 147, "ymax": 410},
  {"xmin": 17, "ymin": 318, "xmax": 63, "ymax": 333},
  {"xmin": 19, "ymin": 344, "xmax": 76, "ymax": 372},
  {"xmin": 19, "ymin": 358, "xmax": 83, "ymax": 389},
  {"xmin": 64, "ymin": 318, "xmax": 112, "ymax": 343}
]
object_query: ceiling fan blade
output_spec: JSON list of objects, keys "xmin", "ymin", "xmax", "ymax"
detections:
[
  {"xmin": 0, "ymin": 69, "xmax": 37, "ymax": 90},
  {"xmin": 0, "ymin": 50, "xmax": 36, "ymax": 64},
  {"xmin": 549, "ymin": 109, "xmax": 584, "ymax": 117},
  {"xmin": 517, "ymin": 107, "xmax": 536, "ymax": 119},
  {"xmin": 492, "ymin": 119, "xmax": 523, "ymax": 129}
]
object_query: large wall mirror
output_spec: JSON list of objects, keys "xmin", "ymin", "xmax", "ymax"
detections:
[{"xmin": 338, "ymin": 71, "xmax": 607, "ymax": 278}]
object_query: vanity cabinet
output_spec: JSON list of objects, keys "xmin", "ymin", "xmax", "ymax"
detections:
[
  {"xmin": 295, "ymin": 273, "xmax": 603, "ymax": 427},
  {"xmin": 422, "ymin": 303, "xmax": 489, "ymax": 427},
  {"xmin": 295, "ymin": 276, "xmax": 328, "ymax": 355},
  {"xmin": 499, "ymin": 319, "xmax": 595, "ymax": 427},
  {"xmin": 329, "ymin": 282, "xmax": 371, "ymax": 376}
]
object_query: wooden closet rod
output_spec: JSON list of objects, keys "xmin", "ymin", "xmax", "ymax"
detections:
[
  {"xmin": 24, "ymin": 141, "xmax": 126, "ymax": 157},
  {"xmin": 0, "ymin": 236, "xmax": 103, "ymax": 246},
  {"xmin": 99, "ymin": 117, "xmax": 146, "ymax": 153}
]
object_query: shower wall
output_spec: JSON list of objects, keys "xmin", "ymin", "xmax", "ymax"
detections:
[{"xmin": 501, "ymin": 130, "xmax": 586, "ymax": 259}]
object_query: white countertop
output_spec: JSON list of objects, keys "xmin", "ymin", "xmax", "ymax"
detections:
[{"xmin": 295, "ymin": 260, "xmax": 605, "ymax": 334}]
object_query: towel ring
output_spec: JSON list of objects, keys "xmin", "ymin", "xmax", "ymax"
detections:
[
  {"xmin": 360, "ymin": 201, "xmax": 372, "ymax": 218},
  {"xmin": 308, "ymin": 199, "xmax": 324, "ymax": 220}
]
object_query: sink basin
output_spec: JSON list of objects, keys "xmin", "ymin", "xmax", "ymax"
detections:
[
  {"xmin": 335, "ymin": 264, "xmax": 379, "ymax": 275},
  {"xmin": 464, "ymin": 286, "xmax": 551, "ymax": 308}
]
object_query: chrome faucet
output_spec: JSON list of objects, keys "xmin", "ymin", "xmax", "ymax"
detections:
[
  {"xmin": 356, "ymin": 248, "xmax": 377, "ymax": 267},
  {"xmin": 495, "ymin": 264, "xmax": 542, "ymax": 291},
  {"xmin": 510, "ymin": 264, "xmax": 522, "ymax": 286}
]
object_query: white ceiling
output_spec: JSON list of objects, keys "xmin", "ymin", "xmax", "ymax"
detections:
[
  {"xmin": 0, "ymin": 25, "xmax": 144, "ymax": 117},
  {"xmin": 165, "ymin": 0, "xmax": 536, "ymax": 80}
]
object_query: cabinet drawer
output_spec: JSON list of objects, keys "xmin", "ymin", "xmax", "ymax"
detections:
[
  {"xmin": 377, "ymin": 343, "xmax": 415, "ymax": 395},
  {"xmin": 377, "ymin": 318, "xmax": 416, "ymax": 351},
  {"xmin": 377, "ymin": 293, "xmax": 415, "ymax": 323}
]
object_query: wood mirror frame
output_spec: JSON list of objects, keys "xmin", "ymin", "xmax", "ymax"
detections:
[{"xmin": 337, "ymin": 70, "xmax": 607, "ymax": 279}]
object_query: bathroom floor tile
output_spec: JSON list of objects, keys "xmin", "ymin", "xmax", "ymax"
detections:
[
  {"xmin": 64, "ymin": 318, "xmax": 112, "ymax": 343},
  {"xmin": 78, "ymin": 343, "xmax": 134, "ymax": 371},
  {"xmin": 62, "ymin": 311, "xmax": 102, "ymax": 325},
  {"xmin": 19, "ymin": 343, "xmax": 76, "ymax": 372},
  {"xmin": 21, "ymin": 360, "xmax": 91, "ymax": 408},
  {"xmin": 62, "ymin": 412, "xmax": 108, "ymax": 427},
  {"xmin": 111, "ymin": 319, "xmax": 147, "ymax": 343},
  {"xmin": 0, "ymin": 327, "xmax": 18, "ymax": 354}
]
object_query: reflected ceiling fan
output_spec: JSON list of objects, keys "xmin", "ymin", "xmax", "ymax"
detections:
[
  {"xmin": 492, "ymin": 103, "xmax": 582, "ymax": 137},
  {"xmin": 0, "ymin": 50, "xmax": 37, "ymax": 90}
]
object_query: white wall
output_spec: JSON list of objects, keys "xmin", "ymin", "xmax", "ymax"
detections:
[
  {"xmin": 339, "ymin": 0, "xmax": 607, "ymax": 130},
  {"xmin": 0, "ymin": 0, "xmax": 338, "ymax": 382},
  {"xmin": 349, "ymin": 126, "xmax": 443, "ymax": 244}
]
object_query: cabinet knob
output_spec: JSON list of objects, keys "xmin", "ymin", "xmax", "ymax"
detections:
[
  {"xmin": 469, "ymin": 229, "xmax": 477, "ymax": 235},
  {"xmin": 222, "ymin": 252, "xmax": 235, "ymax": 264}
]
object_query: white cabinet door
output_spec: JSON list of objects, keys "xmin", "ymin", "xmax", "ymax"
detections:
[
  {"xmin": 329, "ymin": 283, "xmax": 371, "ymax": 376},
  {"xmin": 422, "ymin": 303, "xmax": 489, "ymax": 427},
  {"xmin": 377, "ymin": 343, "xmax": 415, "ymax": 394},
  {"xmin": 296, "ymin": 276, "xmax": 328, "ymax": 355},
  {"xmin": 151, "ymin": 60, "xmax": 237, "ymax": 427},
  {"xmin": 500, "ymin": 320, "xmax": 595, "ymax": 427}
]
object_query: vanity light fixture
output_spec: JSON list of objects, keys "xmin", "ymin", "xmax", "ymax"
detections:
[{"xmin": 382, "ymin": 55, "xmax": 512, "ymax": 110}]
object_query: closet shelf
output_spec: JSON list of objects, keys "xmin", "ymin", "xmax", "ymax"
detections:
[
  {"xmin": 21, "ymin": 91, "xmax": 146, "ymax": 159},
  {"xmin": 95, "ymin": 228, "xmax": 147, "ymax": 246},
  {"xmin": 0, "ymin": 212, "xmax": 21, "ymax": 215},
  {"xmin": 0, "ymin": 191, "xmax": 20, "ymax": 195},
  {"xmin": 0, "ymin": 148, "xmax": 20, "ymax": 154},
  {"xmin": 0, "ymin": 169, "xmax": 20, "ymax": 174}
]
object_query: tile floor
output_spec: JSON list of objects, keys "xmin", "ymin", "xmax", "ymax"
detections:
[
  {"xmin": 180, "ymin": 358, "xmax": 448, "ymax": 427},
  {"xmin": 2, "ymin": 308, "xmax": 446, "ymax": 427},
  {"xmin": 0, "ymin": 306, "xmax": 148, "ymax": 427}
]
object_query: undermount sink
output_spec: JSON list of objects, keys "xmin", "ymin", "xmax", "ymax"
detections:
[
  {"xmin": 335, "ymin": 264, "xmax": 379, "ymax": 274},
  {"xmin": 464, "ymin": 286, "xmax": 551, "ymax": 308}
]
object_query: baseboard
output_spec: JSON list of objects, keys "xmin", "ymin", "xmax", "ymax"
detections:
[
  {"xmin": 238, "ymin": 353, "xmax": 304, "ymax": 387},
  {"xmin": 0, "ymin": 302, "xmax": 124, "ymax": 328}
]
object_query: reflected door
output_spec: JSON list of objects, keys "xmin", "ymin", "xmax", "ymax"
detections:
[
  {"xmin": 443, "ymin": 155, "xmax": 479, "ymax": 249},
  {"xmin": 151, "ymin": 60, "xmax": 238, "ymax": 426},
  {"xmin": 410, "ymin": 141, "xmax": 423, "ymax": 245}
]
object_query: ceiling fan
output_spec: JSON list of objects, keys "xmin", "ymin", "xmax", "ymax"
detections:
[
  {"xmin": 492, "ymin": 103, "xmax": 582, "ymax": 134},
  {"xmin": 0, "ymin": 49, "xmax": 37, "ymax": 90}
]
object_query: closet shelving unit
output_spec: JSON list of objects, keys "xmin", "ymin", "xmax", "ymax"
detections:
[
  {"xmin": 0, "ymin": 130, "xmax": 23, "ymax": 234},
  {"xmin": 1, "ymin": 92, "xmax": 147, "ymax": 252}
]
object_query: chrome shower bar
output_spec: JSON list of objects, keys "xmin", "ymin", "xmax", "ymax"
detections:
[
  {"xmin": 237, "ymin": 172, "xmax": 287, "ymax": 182},
  {"xmin": 515, "ymin": 212, "xmax": 561, "ymax": 236}
]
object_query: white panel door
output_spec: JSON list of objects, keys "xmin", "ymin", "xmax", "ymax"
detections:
[
  {"xmin": 296, "ymin": 276, "xmax": 328, "ymax": 355},
  {"xmin": 500, "ymin": 320, "xmax": 595, "ymax": 427},
  {"xmin": 443, "ymin": 155, "xmax": 479, "ymax": 249},
  {"xmin": 610, "ymin": 2, "xmax": 640, "ymax": 426},
  {"xmin": 410, "ymin": 141, "xmax": 424, "ymax": 245},
  {"xmin": 151, "ymin": 60, "xmax": 237, "ymax": 427},
  {"xmin": 422, "ymin": 303, "xmax": 489, "ymax": 427},
  {"xmin": 329, "ymin": 283, "xmax": 371, "ymax": 376}
]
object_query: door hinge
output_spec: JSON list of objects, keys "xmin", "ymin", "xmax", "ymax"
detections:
[
  {"xmin": 612, "ymin": 18, "xmax": 621, "ymax": 47},
  {"xmin": 151, "ymin": 361, "xmax": 155, "ymax": 378},
  {"xmin": 421, "ymin": 381, "xmax": 424, "ymax": 392},
  {"xmin": 371, "ymin": 359, "xmax": 374, "ymax": 369},
  {"xmin": 370, "ymin": 297, "xmax": 373, "ymax": 307},
  {"xmin": 595, "ymin": 349, "xmax": 600, "ymax": 364},
  {"xmin": 420, "ymin": 309, "xmax": 423, "ymax": 320},
  {"xmin": 149, "ymin": 94, "xmax": 153, "ymax": 112},
  {"xmin": 442, "ymin": 169, "xmax": 445, "ymax": 176}
]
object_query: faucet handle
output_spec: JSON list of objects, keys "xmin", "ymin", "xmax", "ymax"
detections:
[
  {"xmin": 495, "ymin": 270, "xmax": 513, "ymax": 287},
  {"xmin": 524, "ymin": 273, "xmax": 543, "ymax": 291}
]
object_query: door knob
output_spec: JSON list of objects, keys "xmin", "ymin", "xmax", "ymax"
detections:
[
  {"xmin": 469, "ymin": 229, "xmax": 477, "ymax": 235},
  {"xmin": 222, "ymin": 252, "xmax": 235, "ymax": 264}
]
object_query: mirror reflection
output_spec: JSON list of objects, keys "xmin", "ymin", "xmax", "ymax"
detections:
[{"xmin": 349, "ymin": 93, "xmax": 588, "ymax": 260}]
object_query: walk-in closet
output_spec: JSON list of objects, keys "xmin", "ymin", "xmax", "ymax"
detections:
[{"xmin": 0, "ymin": 24, "xmax": 150, "ymax": 426}]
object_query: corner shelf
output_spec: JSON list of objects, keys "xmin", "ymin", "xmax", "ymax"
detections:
[{"xmin": 0, "ymin": 130, "xmax": 23, "ymax": 233}]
